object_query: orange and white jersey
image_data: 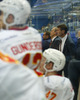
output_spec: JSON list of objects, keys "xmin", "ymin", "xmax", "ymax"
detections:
[
  {"xmin": 0, "ymin": 50, "xmax": 46, "ymax": 100},
  {"xmin": 43, "ymin": 75, "xmax": 74, "ymax": 100},
  {"xmin": 0, "ymin": 27, "xmax": 42, "ymax": 69}
]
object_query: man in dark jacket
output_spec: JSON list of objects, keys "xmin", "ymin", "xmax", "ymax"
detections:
[
  {"xmin": 57, "ymin": 24, "xmax": 75, "ymax": 77},
  {"xmin": 49, "ymin": 27, "xmax": 61, "ymax": 50},
  {"xmin": 68, "ymin": 30, "xmax": 80, "ymax": 100},
  {"xmin": 42, "ymin": 31, "xmax": 51, "ymax": 52}
]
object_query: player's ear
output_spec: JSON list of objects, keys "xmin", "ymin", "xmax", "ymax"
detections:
[
  {"xmin": 49, "ymin": 62, "xmax": 53, "ymax": 69},
  {"xmin": 46, "ymin": 61, "xmax": 53, "ymax": 70},
  {"xmin": 6, "ymin": 14, "xmax": 14, "ymax": 24}
]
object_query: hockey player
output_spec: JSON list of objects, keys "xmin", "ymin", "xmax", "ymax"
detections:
[
  {"xmin": 0, "ymin": 0, "xmax": 46, "ymax": 99},
  {"xmin": 0, "ymin": 0, "xmax": 42, "ymax": 70},
  {"xmin": 38, "ymin": 48, "xmax": 74, "ymax": 100},
  {"xmin": 0, "ymin": 50, "xmax": 46, "ymax": 100}
]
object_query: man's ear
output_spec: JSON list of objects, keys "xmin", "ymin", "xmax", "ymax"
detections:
[
  {"xmin": 6, "ymin": 14, "xmax": 14, "ymax": 24},
  {"xmin": 49, "ymin": 62, "xmax": 54, "ymax": 69},
  {"xmin": 62, "ymin": 30, "xmax": 65, "ymax": 34},
  {"xmin": 46, "ymin": 35, "xmax": 49, "ymax": 38}
]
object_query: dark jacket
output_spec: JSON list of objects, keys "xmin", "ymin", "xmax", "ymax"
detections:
[
  {"xmin": 50, "ymin": 35, "xmax": 75, "ymax": 77},
  {"xmin": 62, "ymin": 35, "xmax": 75, "ymax": 77},
  {"xmin": 63, "ymin": 35, "xmax": 75, "ymax": 62},
  {"xmin": 42, "ymin": 39, "xmax": 51, "ymax": 52},
  {"xmin": 75, "ymin": 38, "xmax": 80, "ymax": 60},
  {"xmin": 49, "ymin": 36, "xmax": 61, "ymax": 50}
]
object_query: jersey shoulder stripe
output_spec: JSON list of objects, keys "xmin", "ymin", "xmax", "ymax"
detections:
[
  {"xmin": 34, "ymin": 70, "xmax": 43, "ymax": 77},
  {"xmin": 0, "ymin": 51, "xmax": 19, "ymax": 64}
]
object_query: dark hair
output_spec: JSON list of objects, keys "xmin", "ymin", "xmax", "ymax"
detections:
[
  {"xmin": 57, "ymin": 24, "xmax": 68, "ymax": 34},
  {"xmin": 45, "ymin": 31, "xmax": 50, "ymax": 38}
]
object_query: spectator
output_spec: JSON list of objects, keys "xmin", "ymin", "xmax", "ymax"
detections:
[
  {"xmin": 49, "ymin": 27, "xmax": 61, "ymax": 50},
  {"xmin": 42, "ymin": 31, "xmax": 51, "ymax": 52},
  {"xmin": 42, "ymin": 31, "xmax": 50, "ymax": 40},
  {"xmin": 68, "ymin": 30, "xmax": 80, "ymax": 100},
  {"xmin": 75, "ymin": 30, "xmax": 80, "ymax": 60},
  {"xmin": 57, "ymin": 24, "xmax": 75, "ymax": 77}
]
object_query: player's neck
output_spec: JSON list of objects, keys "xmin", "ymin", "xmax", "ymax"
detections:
[{"xmin": 45, "ymin": 71, "xmax": 57, "ymax": 76}]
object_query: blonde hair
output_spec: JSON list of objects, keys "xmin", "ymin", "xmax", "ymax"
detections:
[{"xmin": 52, "ymin": 27, "xmax": 58, "ymax": 32}]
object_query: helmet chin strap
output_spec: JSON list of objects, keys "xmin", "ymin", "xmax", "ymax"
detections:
[
  {"xmin": 43, "ymin": 64, "xmax": 48, "ymax": 76},
  {"xmin": 43, "ymin": 61, "xmax": 54, "ymax": 76},
  {"xmin": 5, "ymin": 21, "xmax": 15, "ymax": 30},
  {"xmin": 6, "ymin": 25, "xmax": 9, "ymax": 30},
  {"xmin": 0, "ymin": 23, "xmax": 2, "ymax": 31}
]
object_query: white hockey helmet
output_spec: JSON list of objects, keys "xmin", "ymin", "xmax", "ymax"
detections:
[
  {"xmin": 0, "ymin": 0, "xmax": 31, "ymax": 27},
  {"xmin": 43, "ymin": 48, "xmax": 66, "ymax": 72}
]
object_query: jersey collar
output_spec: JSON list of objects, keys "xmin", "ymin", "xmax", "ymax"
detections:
[{"xmin": 9, "ymin": 26, "xmax": 28, "ymax": 30}]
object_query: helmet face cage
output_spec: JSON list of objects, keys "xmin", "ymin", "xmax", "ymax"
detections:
[
  {"xmin": 0, "ymin": 0, "xmax": 31, "ymax": 28},
  {"xmin": 43, "ymin": 48, "xmax": 66, "ymax": 72}
]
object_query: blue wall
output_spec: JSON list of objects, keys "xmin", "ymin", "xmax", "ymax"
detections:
[
  {"xmin": 30, "ymin": 0, "xmax": 37, "ymax": 7},
  {"xmin": 32, "ymin": 16, "xmax": 51, "ymax": 29}
]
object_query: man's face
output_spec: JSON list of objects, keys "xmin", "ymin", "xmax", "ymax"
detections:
[
  {"xmin": 43, "ymin": 32, "xmax": 48, "ymax": 40},
  {"xmin": 57, "ymin": 27, "xmax": 65, "ymax": 37},
  {"xmin": 38, "ymin": 56, "xmax": 46, "ymax": 73},
  {"xmin": 50, "ymin": 28, "xmax": 57, "ymax": 38},
  {"xmin": 57, "ymin": 28, "xmax": 62, "ymax": 36},
  {"xmin": 38, "ymin": 56, "xmax": 53, "ymax": 73},
  {"xmin": 0, "ymin": 11, "xmax": 14, "ymax": 29}
]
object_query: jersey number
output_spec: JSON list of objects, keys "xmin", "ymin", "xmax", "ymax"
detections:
[
  {"xmin": 46, "ymin": 91, "xmax": 57, "ymax": 100},
  {"xmin": 22, "ymin": 53, "xmax": 42, "ymax": 66}
]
